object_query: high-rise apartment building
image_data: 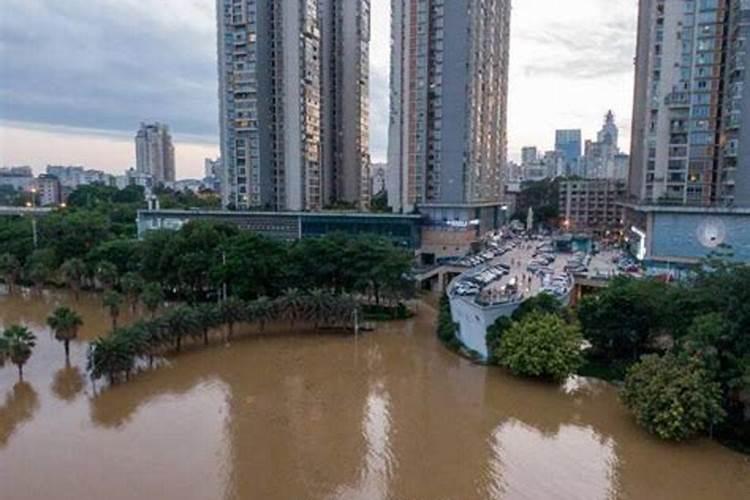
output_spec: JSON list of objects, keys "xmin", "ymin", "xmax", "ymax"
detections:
[
  {"xmin": 388, "ymin": 0, "xmax": 511, "ymax": 218},
  {"xmin": 555, "ymin": 129, "xmax": 582, "ymax": 176},
  {"xmin": 629, "ymin": 0, "xmax": 750, "ymax": 206},
  {"xmin": 135, "ymin": 123, "xmax": 175, "ymax": 183},
  {"xmin": 521, "ymin": 147, "xmax": 538, "ymax": 165},
  {"xmin": 217, "ymin": 0, "xmax": 370, "ymax": 212},
  {"xmin": 624, "ymin": 0, "xmax": 750, "ymax": 266}
]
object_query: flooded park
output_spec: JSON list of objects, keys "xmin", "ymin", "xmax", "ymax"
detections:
[{"xmin": 1, "ymin": 290, "xmax": 749, "ymax": 500}]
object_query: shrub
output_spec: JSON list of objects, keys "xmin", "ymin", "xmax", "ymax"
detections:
[
  {"xmin": 496, "ymin": 313, "xmax": 583, "ymax": 381},
  {"xmin": 622, "ymin": 353, "xmax": 725, "ymax": 441}
]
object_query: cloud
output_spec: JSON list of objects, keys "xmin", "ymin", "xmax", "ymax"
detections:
[
  {"xmin": 0, "ymin": 0, "xmax": 218, "ymax": 139},
  {"xmin": 0, "ymin": 0, "xmax": 639, "ymax": 171}
]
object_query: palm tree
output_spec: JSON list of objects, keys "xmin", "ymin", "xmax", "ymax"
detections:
[
  {"xmin": 0, "ymin": 253, "xmax": 21, "ymax": 294},
  {"xmin": 308, "ymin": 289, "xmax": 333, "ymax": 328},
  {"xmin": 28, "ymin": 262, "xmax": 50, "ymax": 294},
  {"xmin": 2, "ymin": 325, "xmax": 37, "ymax": 380},
  {"xmin": 219, "ymin": 297, "xmax": 246, "ymax": 341},
  {"xmin": 60, "ymin": 258, "xmax": 87, "ymax": 301},
  {"xmin": 87, "ymin": 335, "xmax": 135, "ymax": 385},
  {"xmin": 47, "ymin": 307, "xmax": 84, "ymax": 361},
  {"xmin": 163, "ymin": 305, "xmax": 200, "ymax": 352},
  {"xmin": 249, "ymin": 296, "xmax": 274, "ymax": 333},
  {"xmin": 140, "ymin": 283, "xmax": 164, "ymax": 317},
  {"xmin": 280, "ymin": 288, "xmax": 305, "ymax": 327},
  {"xmin": 120, "ymin": 272, "xmax": 145, "ymax": 312},
  {"xmin": 194, "ymin": 303, "xmax": 220, "ymax": 346},
  {"xmin": 102, "ymin": 290, "xmax": 123, "ymax": 330},
  {"xmin": 95, "ymin": 261, "xmax": 118, "ymax": 290}
]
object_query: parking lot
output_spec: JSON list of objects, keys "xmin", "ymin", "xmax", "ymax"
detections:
[{"xmin": 451, "ymin": 233, "xmax": 630, "ymax": 308}]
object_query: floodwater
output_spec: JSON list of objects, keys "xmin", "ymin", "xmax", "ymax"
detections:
[{"xmin": 1, "ymin": 290, "xmax": 749, "ymax": 500}]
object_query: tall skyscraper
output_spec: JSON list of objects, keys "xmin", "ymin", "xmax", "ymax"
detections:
[
  {"xmin": 321, "ymin": 0, "xmax": 371, "ymax": 210},
  {"xmin": 388, "ymin": 0, "xmax": 511, "ymax": 216},
  {"xmin": 135, "ymin": 123, "xmax": 175, "ymax": 183},
  {"xmin": 598, "ymin": 110, "xmax": 619, "ymax": 148},
  {"xmin": 629, "ymin": 0, "xmax": 750, "ymax": 206},
  {"xmin": 555, "ymin": 129, "xmax": 582, "ymax": 176},
  {"xmin": 583, "ymin": 110, "xmax": 624, "ymax": 179},
  {"xmin": 217, "ymin": 0, "xmax": 370, "ymax": 212}
]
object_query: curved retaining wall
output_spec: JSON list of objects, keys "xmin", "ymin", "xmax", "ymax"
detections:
[{"xmin": 447, "ymin": 275, "xmax": 573, "ymax": 359}]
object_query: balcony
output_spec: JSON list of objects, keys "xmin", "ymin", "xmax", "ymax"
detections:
[{"xmin": 664, "ymin": 92, "xmax": 690, "ymax": 108}]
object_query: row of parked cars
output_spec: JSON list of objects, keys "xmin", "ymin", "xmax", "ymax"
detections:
[
  {"xmin": 540, "ymin": 273, "xmax": 571, "ymax": 300},
  {"xmin": 453, "ymin": 263, "xmax": 511, "ymax": 296},
  {"xmin": 564, "ymin": 253, "xmax": 591, "ymax": 274},
  {"xmin": 527, "ymin": 253, "xmax": 556, "ymax": 274},
  {"xmin": 458, "ymin": 242, "xmax": 516, "ymax": 268}
]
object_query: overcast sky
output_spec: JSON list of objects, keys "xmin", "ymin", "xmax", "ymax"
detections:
[{"xmin": 0, "ymin": 0, "xmax": 637, "ymax": 179}]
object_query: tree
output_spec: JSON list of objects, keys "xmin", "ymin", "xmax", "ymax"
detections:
[
  {"xmin": 141, "ymin": 283, "xmax": 164, "ymax": 317},
  {"xmin": 120, "ymin": 272, "xmax": 145, "ymax": 312},
  {"xmin": 95, "ymin": 261, "xmax": 118, "ymax": 290},
  {"xmin": 578, "ymin": 277, "xmax": 671, "ymax": 361},
  {"xmin": 87, "ymin": 335, "xmax": 135, "ymax": 384},
  {"xmin": 486, "ymin": 316, "xmax": 513, "ymax": 364},
  {"xmin": 26, "ymin": 248, "xmax": 56, "ymax": 292},
  {"xmin": 39, "ymin": 210, "xmax": 112, "ymax": 262},
  {"xmin": 2, "ymin": 325, "xmax": 37, "ymax": 380},
  {"xmin": 163, "ymin": 305, "xmax": 199, "ymax": 352},
  {"xmin": 219, "ymin": 297, "xmax": 246, "ymax": 341},
  {"xmin": 194, "ymin": 303, "xmax": 220, "ymax": 346},
  {"xmin": 102, "ymin": 290, "xmax": 123, "ymax": 330},
  {"xmin": 60, "ymin": 258, "xmax": 87, "ymax": 300},
  {"xmin": 511, "ymin": 292, "xmax": 563, "ymax": 322},
  {"xmin": 497, "ymin": 313, "xmax": 583, "ymax": 381},
  {"xmin": 47, "ymin": 307, "xmax": 84, "ymax": 361},
  {"xmin": 248, "ymin": 296, "xmax": 274, "ymax": 333},
  {"xmin": 0, "ymin": 253, "xmax": 21, "ymax": 293},
  {"xmin": 622, "ymin": 354, "xmax": 725, "ymax": 441},
  {"xmin": 212, "ymin": 233, "xmax": 288, "ymax": 300},
  {"xmin": 279, "ymin": 288, "xmax": 306, "ymax": 327},
  {"xmin": 86, "ymin": 239, "xmax": 144, "ymax": 275}
]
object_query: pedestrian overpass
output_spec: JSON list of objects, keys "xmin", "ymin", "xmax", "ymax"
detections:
[{"xmin": 0, "ymin": 206, "xmax": 53, "ymax": 217}]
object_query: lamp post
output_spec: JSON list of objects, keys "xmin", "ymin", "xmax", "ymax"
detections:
[{"xmin": 28, "ymin": 188, "xmax": 38, "ymax": 249}]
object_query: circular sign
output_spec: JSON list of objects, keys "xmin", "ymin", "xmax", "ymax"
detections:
[{"xmin": 696, "ymin": 217, "xmax": 727, "ymax": 249}]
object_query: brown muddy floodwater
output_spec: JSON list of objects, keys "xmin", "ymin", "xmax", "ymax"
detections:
[{"xmin": 1, "ymin": 290, "xmax": 749, "ymax": 500}]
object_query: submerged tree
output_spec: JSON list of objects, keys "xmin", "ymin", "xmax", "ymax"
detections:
[
  {"xmin": 95, "ymin": 260, "xmax": 118, "ymax": 290},
  {"xmin": 497, "ymin": 313, "xmax": 583, "ymax": 381},
  {"xmin": 2, "ymin": 325, "xmax": 37, "ymax": 380},
  {"xmin": 622, "ymin": 354, "xmax": 725, "ymax": 441},
  {"xmin": 102, "ymin": 290, "xmax": 123, "ymax": 330},
  {"xmin": 120, "ymin": 272, "xmax": 145, "ymax": 312},
  {"xmin": 47, "ymin": 307, "xmax": 84, "ymax": 361},
  {"xmin": 0, "ymin": 253, "xmax": 22, "ymax": 294},
  {"xmin": 140, "ymin": 282, "xmax": 164, "ymax": 317},
  {"xmin": 60, "ymin": 258, "xmax": 87, "ymax": 301}
]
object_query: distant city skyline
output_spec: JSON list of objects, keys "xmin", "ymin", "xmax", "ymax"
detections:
[{"xmin": 0, "ymin": 0, "xmax": 638, "ymax": 179}]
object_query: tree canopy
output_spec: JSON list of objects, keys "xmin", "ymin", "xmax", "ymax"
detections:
[{"xmin": 496, "ymin": 313, "xmax": 583, "ymax": 381}]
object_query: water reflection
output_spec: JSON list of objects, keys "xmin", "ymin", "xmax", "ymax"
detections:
[
  {"xmin": 51, "ymin": 362, "xmax": 85, "ymax": 402},
  {"xmin": 0, "ymin": 382, "xmax": 39, "ymax": 447},
  {"xmin": 487, "ymin": 419, "xmax": 618, "ymax": 500},
  {"xmin": 0, "ymin": 291, "xmax": 749, "ymax": 500},
  {"xmin": 331, "ymin": 383, "xmax": 395, "ymax": 500}
]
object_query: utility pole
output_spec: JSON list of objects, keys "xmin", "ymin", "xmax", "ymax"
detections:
[{"xmin": 222, "ymin": 251, "xmax": 228, "ymax": 302}]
